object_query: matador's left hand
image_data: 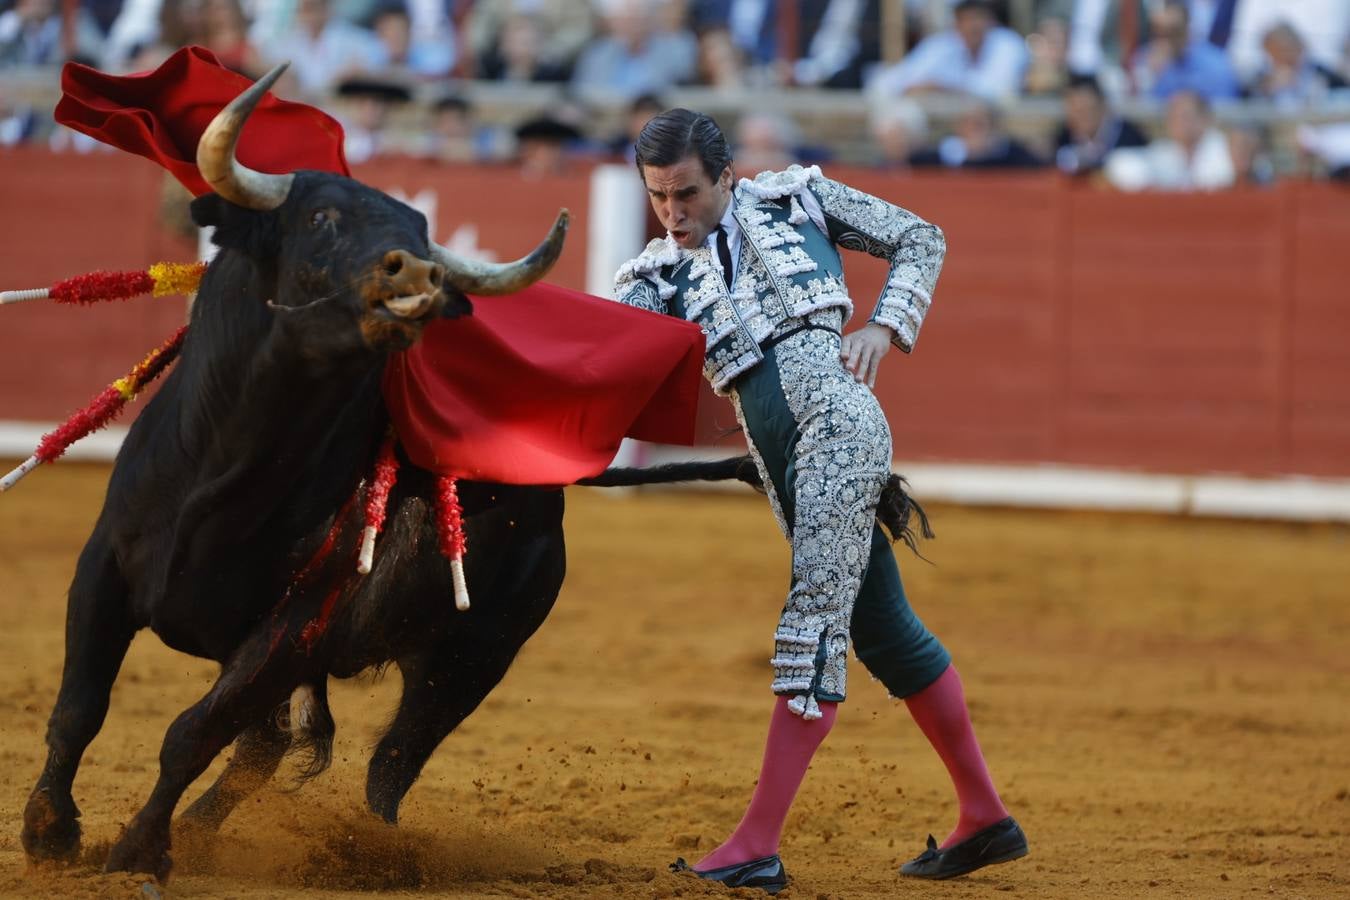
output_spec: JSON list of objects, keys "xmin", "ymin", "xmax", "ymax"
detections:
[{"xmin": 840, "ymin": 322, "xmax": 895, "ymax": 388}]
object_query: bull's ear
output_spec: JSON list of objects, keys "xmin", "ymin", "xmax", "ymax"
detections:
[
  {"xmin": 190, "ymin": 194, "xmax": 281, "ymax": 259},
  {"xmin": 440, "ymin": 291, "xmax": 473, "ymax": 320}
]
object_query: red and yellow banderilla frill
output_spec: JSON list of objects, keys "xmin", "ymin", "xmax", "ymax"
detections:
[
  {"xmin": 0, "ymin": 262, "xmax": 205, "ymax": 306},
  {"xmin": 0, "ymin": 326, "xmax": 188, "ymax": 491}
]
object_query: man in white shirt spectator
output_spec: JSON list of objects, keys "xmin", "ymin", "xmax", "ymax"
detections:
[
  {"xmin": 255, "ymin": 0, "xmax": 387, "ymax": 96},
  {"xmin": 868, "ymin": 0, "xmax": 1028, "ymax": 101},
  {"xmin": 571, "ymin": 0, "xmax": 696, "ymax": 101},
  {"xmin": 1105, "ymin": 90, "xmax": 1235, "ymax": 191}
]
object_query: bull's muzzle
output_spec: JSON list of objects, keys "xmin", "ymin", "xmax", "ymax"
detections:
[{"xmin": 371, "ymin": 249, "xmax": 446, "ymax": 320}]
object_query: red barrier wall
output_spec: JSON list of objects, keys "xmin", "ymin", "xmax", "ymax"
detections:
[{"xmin": 2, "ymin": 149, "xmax": 1347, "ymax": 477}]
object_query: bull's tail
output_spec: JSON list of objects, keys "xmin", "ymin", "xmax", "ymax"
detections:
[
  {"xmin": 878, "ymin": 473, "xmax": 935, "ymax": 554},
  {"xmin": 286, "ymin": 682, "xmax": 336, "ymax": 782},
  {"xmin": 576, "ymin": 455, "xmax": 763, "ymax": 489},
  {"xmin": 578, "ymin": 455, "xmax": 935, "ymax": 552}
]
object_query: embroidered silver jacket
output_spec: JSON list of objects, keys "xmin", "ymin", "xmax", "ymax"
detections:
[{"xmin": 612, "ymin": 165, "xmax": 946, "ymax": 393}]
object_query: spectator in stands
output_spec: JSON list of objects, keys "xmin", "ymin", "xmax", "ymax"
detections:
[
  {"xmin": 200, "ymin": 0, "xmax": 262, "ymax": 75},
  {"xmin": 466, "ymin": 0, "xmax": 594, "ymax": 82},
  {"xmin": 122, "ymin": 0, "xmax": 263, "ymax": 77},
  {"xmin": 1068, "ymin": 0, "xmax": 1235, "ymax": 85},
  {"xmin": 1104, "ymin": 90, "xmax": 1234, "ymax": 190},
  {"xmin": 336, "ymin": 75, "xmax": 412, "ymax": 164},
  {"xmin": 425, "ymin": 94, "xmax": 474, "ymax": 163},
  {"xmin": 1054, "ymin": 72, "xmax": 1148, "ymax": 176},
  {"xmin": 1131, "ymin": 0, "xmax": 1240, "ymax": 101},
  {"xmin": 696, "ymin": 25, "xmax": 747, "ymax": 90},
  {"xmin": 792, "ymin": 0, "xmax": 881, "ymax": 90},
  {"xmin": 0, "ymin": 0, "xmax": 102, "ymax": 67},
  {"xmin": 868, "ymin": 98, "xmax": 929, "ymax": 171},
  {"xmin": 423, "ymin": 93, "xmax": 508, "ymax": 163},
  {"xmin": 126, "ymin": 0, "xmax": 208, "ymax": 74},
  {"xmin": 910, "ymin": 99, "xmax": 1045, "ymax": 169},
  {"xmin": 1247, "ymin": 21, "xmax": 1347, "ymax": 108},
  {"xmin": 571, "ymin": 0, "xmax": 697, "ymax": 100},
  {"xmin": 608, "ymin": 92, "xmax": 666, "ymax": 160},
  {"xmin": 0, "ymin": 79, "xmax": 38, "ymax": 144},
  {"xmin": 476, "ymin": 13, "xmax": 571, "ymax": 82},
  {"xmin": 1023, "ymin": 14, "xmax": 1070, "ymax": 96},
  {"xmin": 513, "ymin": 112, "xmax": 585, "ymax": 178},
  {"xmin": 734, "ymin": 112, "xmax": 800, "ymax": 174},
  {"xmin": 255, "ymin": 0, "xmax": 387, "ymax": 96},
  {"xmin": 370, "ymin": 2, "xmax": 454, "ymax": 80},
  {"xmin": 1224, "ymin": 0, "xmax": 1349, "ymax": 87},
  {"xmin": 868, "ymin": 0, "xmax": 1029, "ymax": 102},
  {"xmin": 690, "ymin": 0, "xmax": 776, "ymax": 76}
]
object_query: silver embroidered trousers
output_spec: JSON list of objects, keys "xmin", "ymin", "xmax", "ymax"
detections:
[{"xmin": 731, "ymin": 313, "xmax": 950, "ymax": 719}]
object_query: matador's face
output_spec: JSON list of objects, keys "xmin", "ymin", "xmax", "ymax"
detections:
[{"xmin": 640, "ymin": 155, "xmax": 734, "ymax": 251}]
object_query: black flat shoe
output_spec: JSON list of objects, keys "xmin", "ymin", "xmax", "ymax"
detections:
[
  {"xmin": 670, "ymin": 854, "xmax": 789, "ymax": 894},
  {"xmin": 899, "ymin": 817, "xmax": 1029, "ymax": 880}
]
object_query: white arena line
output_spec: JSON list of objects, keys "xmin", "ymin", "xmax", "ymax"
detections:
[
  {"xmin": 634, "ymin": 444, "xmax": 1350, "ymax": 523},
  {"xmin": 5, "ymin": 424, "xmax": 1349, "ymax": 523}
]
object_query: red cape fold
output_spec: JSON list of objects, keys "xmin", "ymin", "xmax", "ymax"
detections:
[
  {"xmin": 55, "ymin": 46, "xmax": 349, "ymax": 196},
  {"xmin": 385, "ymin": 283, "xmax": 705, "ymax": 484}
]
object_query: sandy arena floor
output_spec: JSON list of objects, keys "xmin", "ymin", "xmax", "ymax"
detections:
[{"xmin": 0, "ymin": 463, "xmax": 1347, "ymax": 899}]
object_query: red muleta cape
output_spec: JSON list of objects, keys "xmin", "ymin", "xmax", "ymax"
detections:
[{"xmin": 56, "ymin": 47, "xmax": 704, "ymax": 485}]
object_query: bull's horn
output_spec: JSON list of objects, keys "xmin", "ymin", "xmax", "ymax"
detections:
[
  {"xmin": 197, "ymin": 63, "xmax": 296, "ymax": 211},
  {"xmin": 431, "ymin": 210, "xmax": 568, "ymax": 296}
]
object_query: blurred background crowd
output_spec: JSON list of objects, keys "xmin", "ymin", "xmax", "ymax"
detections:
[{"xmin": 3, "ymin": 0, "xmax": 1349, "ymax": 188}]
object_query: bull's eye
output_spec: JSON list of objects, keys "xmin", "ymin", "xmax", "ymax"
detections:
[{"xmin": 309, "ymin": 209, "xmax": 330, "ymax": 229}]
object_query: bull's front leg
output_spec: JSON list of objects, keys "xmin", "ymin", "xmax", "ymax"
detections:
[
  {"xmin": 23, "ymin": 534, "xmax": 134, "ymax": 864},
  {"xmin": 104, "ymin": 615, "xmax": 305, "ymax": 879},
  {"xmin": 367, "ymin": 517, "xmax": 565, "ymax": 822}
]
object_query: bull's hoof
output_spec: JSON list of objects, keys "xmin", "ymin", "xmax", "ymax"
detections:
[
  {"xmin": 21, "ymin": 788, "xmax": 81, "ymax": 862},
  {"xmin": 105, "ymin": 832, "xmax": 173, "ymax": 882}
]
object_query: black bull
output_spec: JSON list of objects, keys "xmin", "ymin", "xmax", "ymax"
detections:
[{"xmin": 17, "ymin": 68, "xmax": 758, "ymax": 880}]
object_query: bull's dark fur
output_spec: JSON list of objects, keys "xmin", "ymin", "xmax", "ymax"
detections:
[{"xmin": 20, "ymin": 172, "xmax": 580, "ymax": 879}]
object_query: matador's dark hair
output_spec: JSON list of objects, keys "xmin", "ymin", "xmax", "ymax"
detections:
[{"xmin": 634, "ymin": 108, "xmax": 732, "ymax": 183}]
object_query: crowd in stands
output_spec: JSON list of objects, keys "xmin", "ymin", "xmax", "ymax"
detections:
[{"xmin": 2, "ymin": 0, "xmax": 1349, "ymax": 185}]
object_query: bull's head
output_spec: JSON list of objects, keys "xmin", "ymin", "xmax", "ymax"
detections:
[{"xmin": 188, "ymin": 64, "xmax": 567, "ymax": 353}]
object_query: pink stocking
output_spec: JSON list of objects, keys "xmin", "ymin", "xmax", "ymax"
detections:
[
  {"xmin": 904, "ymin": 664, "xmax": 1009, "ymax": 848},
  {"xmin": 695, "ymin": 695, "xmax": 838, "ymax": 871}
]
